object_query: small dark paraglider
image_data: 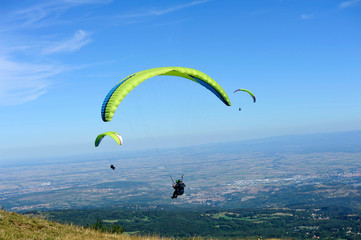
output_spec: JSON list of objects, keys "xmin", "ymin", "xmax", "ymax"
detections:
[
  {"xmin": 171, "ymin": 175, "xmax": 186, "ymax": 199},
  {"xmin": 234, "ymin": 89, "xmax": 256, "ymax": 111},
  {"xmin": 233, "ymin": 89, "xmax": 256, "ymax": 103},
  {"xmin": 110, "ymin": 164, "xmax": 116, "ymax": 170}
]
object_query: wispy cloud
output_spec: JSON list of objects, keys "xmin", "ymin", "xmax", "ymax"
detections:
[
  {"xmin": 2, "ymin": 2, "xmax": 68, "ymax": 31},
  {"xmin": 1, "ymin": 0, "xmax": 201, "ymax": 106},
  {"xmin": 339, "ymin": 0, "xmax": 361, "ymax": 8},
  {"xmin": 0, "ymin": 0, "xmax": 106, "ymax": 105},
  {"xmin": 247, "ymin": 9, "xmax": 271, "ymax": 17},
  {"xmin": 0, "ymin": 57, "xmax": 64, "ymax": 106},
  {"xmin": 1, "ymin": 0, "xmax": 111, "ymax": 31},
  {"xmin": 119, "ymin": 0, "xmax": 210, "ymax": 18},
  {"xmin": 64, "ymin": 0, "xmax": 112, "ymax": 3},
  {"xmin": 0, "ymin": 28, "xmax": 91, "ymax": 105},
  {"xmin": 300, "ymin": 14, "xmax": 313, "ymax": 20},
  {"xmin": 42, "ymin": 30, "xmax": 92, "ymax": 55},
  {"xmin": 147, "ymin": 0, "xmax": 210, "ymax": 16},
  {"xmin": 151, "ymin": 19, "xmax": 187, "ymax": 27}
]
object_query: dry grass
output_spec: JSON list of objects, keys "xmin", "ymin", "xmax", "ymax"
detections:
[{"xmin": 0, "ymin": 209, "xmax": 173, "ymax": 240}]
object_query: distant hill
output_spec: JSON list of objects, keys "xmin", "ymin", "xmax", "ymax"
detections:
[
  {"xmin": 0, "ymin": 209, "xmax": 169, "ymax": 240},
  {"xmin": 177, "ymin": 129, "xmax": 361, "ymax": 155},
  {"xmin": 85, "ymin": 130, "xmax": 361, "ymax": 163},
  {"xmin": 2, "ymin": 129, "xmax": 360, "ymax": 168},
  {"xmin": 113, "ymin": 130, "xmax": 361, "ymax": 159}
]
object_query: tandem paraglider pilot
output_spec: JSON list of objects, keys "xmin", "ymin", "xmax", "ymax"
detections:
[{"xmin": 171, "ymin": 179, "xmax": 186, "ymax": 199}]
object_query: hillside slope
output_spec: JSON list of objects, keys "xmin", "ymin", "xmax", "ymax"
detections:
[{"xmin": 0, "ymin": 209, "xmax": 171, "ymax": 240}]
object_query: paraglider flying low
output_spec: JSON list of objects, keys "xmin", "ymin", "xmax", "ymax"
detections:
[
  {"xmin": 95, "ymin": 131, "xmax": 123, "ymax": 170},
  {"xmin": 171, "ymin": 175, "xmax": 186, "ymax": 199},
  {"xmin": 95, "ymin": 131, "xmax": 123, "ymax": 147}
]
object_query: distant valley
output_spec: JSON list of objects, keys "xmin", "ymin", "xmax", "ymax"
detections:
[{"xmin": 1, "ymin": 130, "xmax": 360, "ymax": 211}]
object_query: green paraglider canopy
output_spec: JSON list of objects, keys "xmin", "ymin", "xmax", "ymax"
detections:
[
  {"xmin": 101, "ymin": 67, "xmax": 231, "ymax": 122},
  {"xmin": 234, "ymin": 89, "xmax": 256, "ymax": 103},
  {"xmin": 95, "ymin": 131, "xmax": 123, "ymax": 147}
]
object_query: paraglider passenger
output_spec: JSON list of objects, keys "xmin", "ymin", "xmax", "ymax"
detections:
[
  {"xmin": 171, "ymin": 179, "xmax": 186, "ymax": 199},
  {"xmin": 110, "ymin": 164, "xmax": 116, "ymax": 170}
]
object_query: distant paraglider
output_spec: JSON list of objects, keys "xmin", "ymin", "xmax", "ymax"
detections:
[
  {"xmin": 95, "ymin": 131, "xmax": 123, "ymax": 147},
  {"xmin": 95, "ymin": 131, "xmax": 123, "ymax": 170},
  {"xmin": 234, "ymin": 89, "xmax": 256, "ymax": 111},
  {"xmin": 233, "ymin": 89, "xmax": 256, "ymax": 103}
]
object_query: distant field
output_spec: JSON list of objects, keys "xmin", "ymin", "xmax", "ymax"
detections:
[
  {"xmin": 1, "ymin": 151, "xmax": 361, "ymax": 211},
  {"xmin": 1, "ymin": 131, "xmax": 361, "ymax": 211}
]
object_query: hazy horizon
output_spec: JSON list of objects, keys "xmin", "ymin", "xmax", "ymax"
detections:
[{"xmin": 1, "ymin": 129, "xmax": 360, "ymax": 166}]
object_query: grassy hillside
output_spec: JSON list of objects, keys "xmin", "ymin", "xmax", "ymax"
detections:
[
  {"xmin": 0, "ymin": 209, "xmax": 173, "ymax": 240},
  {"xmin": 0, "ymin": 209, "xmax": 288, "ymax": 240}
]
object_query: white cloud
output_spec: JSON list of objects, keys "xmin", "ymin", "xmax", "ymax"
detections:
[
  {"xmin": 0, "ymin": 28, "xmax": 91, "ymax": 105},
  {"xmin": 119, "ymin": 0, "xmax": 210, "ymax": 18},
  {"xmin": 64, "ymin": 0, "xmax": 112, "ymax": 3},
  {"xmin": 42, "ymin": 30, "xmax": 92, "ymax": 55},
  {"xmin": 0, "ymin": 0, "xmax": 111, "ymax": 31},
  {"xmin": 301, "ymin": 14, "xmax": 313, "ymax": 20},
  {"xmin": 2, "ymin": 2, "xmax": 68, "ymax": 30},
  {"xmin": 1, "ymin": 0, "xmax": 200, "ymax": 106},
  {"xmin": 0, "ymin": 57, "xmax": 64, "ymax": 106},
  {"xmin": 147, "ymin": 0, "xmax": 210, "ymax": 16},
  {"xmin": 339, "ymin": 0, "xmax": 361, "ymax": 8},
  {"xmin": 152, "ymin": 19, "xmax": 186, "ymax": 27},
  {"xmin": 0, "ymin": 0, "xmax": 101, "ymax": 106}
]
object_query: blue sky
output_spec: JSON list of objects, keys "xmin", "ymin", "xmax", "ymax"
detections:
[{"xmin": 0, "ymin": 0, "xmax": 360, "ymax": 161}]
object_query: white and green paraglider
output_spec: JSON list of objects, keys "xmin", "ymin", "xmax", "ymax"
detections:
[
  {"xmin": 95, "ymin": 131, "xmax": 123, "ymax": 147},
  {"xmin": 101, "ymin": 67, "xmax": 231, "ymax": 122},
  {"xmin": 95, "ymin": 131, "xmax": 123, "ymax": 170}
]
